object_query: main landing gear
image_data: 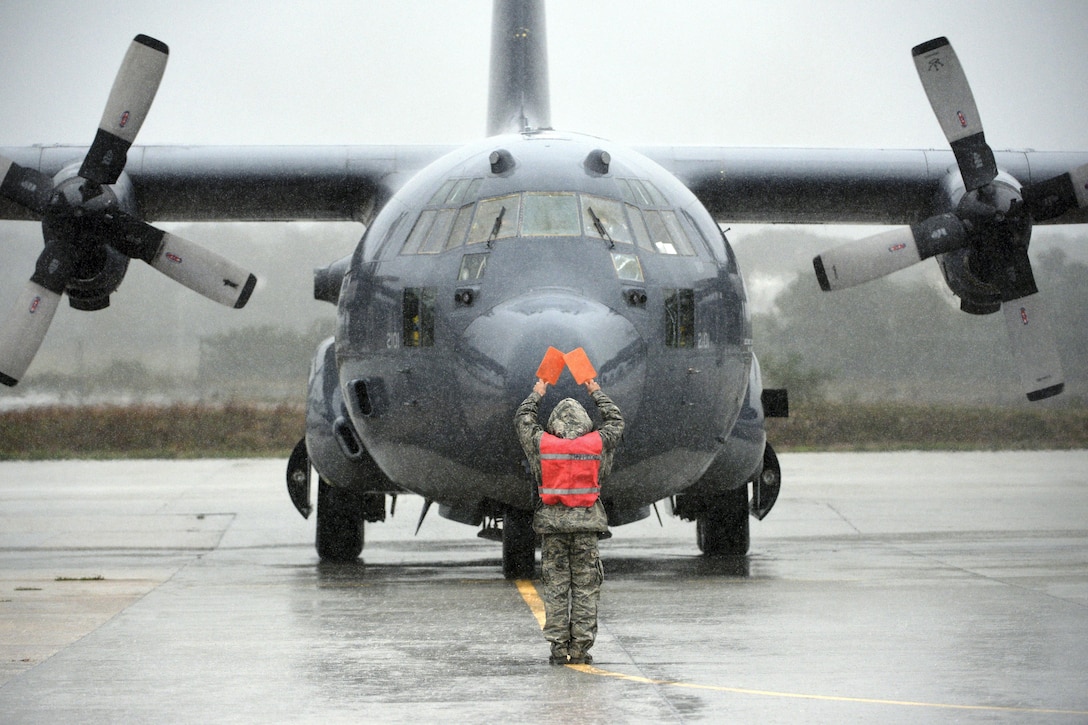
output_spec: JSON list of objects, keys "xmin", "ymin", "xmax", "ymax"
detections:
[
  {"xmin": 316, "ymin": 478, "xmax": 365, "ymax": 561},
  {"xmin": 696, "ymin": 484, "xmax": 749, "ymax": 556},
  {"xmin": 692, "ymin": 442, "xmax": 782, "ymax": 557}
]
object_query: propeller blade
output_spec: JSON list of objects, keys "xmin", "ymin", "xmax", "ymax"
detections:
[
  {"xmin": 988, "ymin": 244, "xmax": 1064, "ymax": 400},
  {"xmin": 912, "ymin": 37, "xmax": 997, "ymax": 191},
  {"xmin": 814, "ymin": 213, "xmax": 966, "ymax": 291},
  {"xmin": 1022, "ymin": 162, "xmax": 1088, "ymax": 221},
  {"xmin": 0, "ymin": 283, "xmax": 64, "ymax": 387},
  {"xmin": 0, "ymin": 240, "xmax": 77, "ymax": 386},
  {"xmin": 1003, "ymin": 293, "xmax": 1064, "ymax": 401},
  {"xmin": 1, "ymin": 155, "xmax": 53, "ymax": 215},
  {"xmin": 151, "ymin": 230, "xmax": 258, "ymax": 308},
  {"xmin": 102, "ymin": 212, "xmax": 256, "ymax": 308},
  {"xmin": 79, "ymin": 35, "xmax": 169, "ymax": 186}
]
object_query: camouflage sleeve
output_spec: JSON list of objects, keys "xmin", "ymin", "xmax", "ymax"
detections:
[
  {"xmin": 590, "ymin": 389, "xmax": 624, "ymax": 480},
  {"xmin": 590, "ymin": 389, "xmax": 624, "ymax": 450},
  {"xmin": 513, "ymin": 391, "xmax": 544, "ymax": 481}
]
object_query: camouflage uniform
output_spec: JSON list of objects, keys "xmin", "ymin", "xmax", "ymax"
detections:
[{"xmin": 514, "ymin": 389, "xmax": 624, "ymax": 664}]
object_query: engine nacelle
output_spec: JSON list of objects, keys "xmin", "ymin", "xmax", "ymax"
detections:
[{"xmin": 313, "ymin": 255, "xmax": 352, "ymax": 305}]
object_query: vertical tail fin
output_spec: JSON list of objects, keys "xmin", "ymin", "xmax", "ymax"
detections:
[{"xmin": 487, "ymin": 0, "xmax": 551, "ymax": 136}]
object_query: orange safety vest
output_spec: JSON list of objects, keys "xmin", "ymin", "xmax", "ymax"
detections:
[{"xmin": 538, "ymin": 431, "xmax": 603, "ymax": 507}]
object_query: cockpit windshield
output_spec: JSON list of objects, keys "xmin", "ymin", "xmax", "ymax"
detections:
[
  {"xmin": 467, "ymin": 195, "xmax": 520, "ymax": 245},
  {"xmin": 400, "ymin": 179, "xmax": 699, "ymax": 257},
  {"xmin": 521, "ymin": 193, "xmax": 580, "ymax": 236}
]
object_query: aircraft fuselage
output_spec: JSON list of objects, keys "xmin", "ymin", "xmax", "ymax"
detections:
[{"xmin": 328, "ymin": 131, "xmax": 758, "ymax": 520}]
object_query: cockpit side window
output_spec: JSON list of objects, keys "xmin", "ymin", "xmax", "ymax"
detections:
[
  {"xmin": 448, "ymin": 178, "xmax": 482, "ymax": 206},
  {"xmin": 626, "ymin": 204, "xmax": 654, "ymax": 252},
  {"xmin": 401, "ymin": 209, "xmax": 438, "ymax": 256},
  {"xmin": 372, "ymin": 210, "xmax": 408, "ymax": 260},
  {"xmin": 682, "ymin": 208, "xmax": 726, "ymax": 262},
  {"xmin": 401, "ymin": 208, "xmax": 461, "ymax": 256},
  {"xmin": 616, "ymin": 179, "xmax": 696, "ymax": 256},
  {"xmin": 428, "ymin": 177, "xmax": 483, "ymax": 207},
  {"xmin": 659, "ymin": 210, "xmax": 694, "ymax": 255},
  {"xmin": 400, "ymin": 179, "xmax": 485, "ymax": 255},
  {"xmin": 443, "ymin": 204, "xmax": 475, "ymax": 251},
  {"xmin": 427, "ymin": 179, "xmax": 458, "ymax": 207},
  {"xmin": 618, "ymin": 178, "xmax": 667, "ymax": 207},
  {"xmin": 642, "ymin": 209, "xmax": 695, "ymax": 256},
  {"xmin": 417, "ymin": 208, "xmax": 458, "ymax": 254}
]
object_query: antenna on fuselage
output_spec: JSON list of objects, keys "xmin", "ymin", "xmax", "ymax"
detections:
[{"xmin": 486, "ymin": 0, "xmax": 551, "ymax": 136}]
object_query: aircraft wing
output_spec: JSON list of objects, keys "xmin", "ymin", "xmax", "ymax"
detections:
[
  {"xmin": 0, "ymin": 144, "xmax": 455, "ymax": 223},
  {"xmin": 4, "ymin": 144, "xmax": 1087, "ymax": 227},
  {"xmin": 639, "ymin": 146, "xmax": 1088, "ymax": 226}
]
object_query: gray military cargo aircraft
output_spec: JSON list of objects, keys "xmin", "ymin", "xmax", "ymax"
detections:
[{"xmin": 1, "ymin": 1, "xmax": 1086, "ymax": 578}]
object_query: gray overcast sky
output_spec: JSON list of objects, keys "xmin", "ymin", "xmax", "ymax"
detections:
[
  {"xmin": 0, "ymin": 1, "xmax": 1086, "ymax": 392},
  {"xmin": 1, "ymin": 0, "xmax": 1086, "ymax": 150}
]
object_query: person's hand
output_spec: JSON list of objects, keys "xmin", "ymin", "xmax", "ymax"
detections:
[
  {"xmin": 584, "ymin": 379, "xmax": 600, "ymax": 393},
  {"xmin": 533, "ymin": 379, "xmax": 548, "ymax": 396}
]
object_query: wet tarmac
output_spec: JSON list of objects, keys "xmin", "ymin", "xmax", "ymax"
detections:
[{"xmin": 1, "ymin": 451, "xmax": 1087, "ymax": 723}]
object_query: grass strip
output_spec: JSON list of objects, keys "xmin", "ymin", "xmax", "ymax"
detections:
[
  {"xmin": 1, "ymin": 401, "xmax": 1086, "ymax": 459},
  {"xmin": 0, "ymin": 402, "xmax": 305, "ymax": 460},
  {"xmin": 767, "ymin": 402, "xmax": 1088, "ymax": 451}
]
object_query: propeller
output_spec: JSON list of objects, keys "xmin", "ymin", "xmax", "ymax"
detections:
[
  {"xmin": 813, "ymin": 37, "xmax": 1088, "ymax": 401},
  {"xmin": 0, "ymin": 35, "xmax": 256, "ymax": 387}
]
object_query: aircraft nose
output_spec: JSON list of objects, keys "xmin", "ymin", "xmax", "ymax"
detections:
[{"xmin": 458, "ymin": 291, "xmax": 645, "ymax": 414}]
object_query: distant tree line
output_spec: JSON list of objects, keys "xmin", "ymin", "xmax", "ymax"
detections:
[
  {"xmin": 197, "ymin": 321, "xmax": 335, "ymax": 399},
  {"xmin": 21, "ymin": 321, "xmax": 333, "ymax": 403}
]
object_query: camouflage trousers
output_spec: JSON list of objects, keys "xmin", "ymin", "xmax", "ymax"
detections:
[{"xmin": 540, "ymin": 532, "xmax": 604, "ymax": 658}]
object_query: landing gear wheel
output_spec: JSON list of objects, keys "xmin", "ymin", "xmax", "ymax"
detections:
[
  {"xmin": 696, "ymin": 484, "xmax": 750, "ymax": 556},
  {"xmin": 502, "ymin": 507, "xmax": 536, "ymax": 579},
  {"xmin": 316, "ymin": 478, "xmax": 364, "ymax": 561}
]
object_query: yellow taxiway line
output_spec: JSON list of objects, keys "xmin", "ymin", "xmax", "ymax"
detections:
[{"xmin": 514, "ymin": 579, "xmax": 1088, "ymax": 718}]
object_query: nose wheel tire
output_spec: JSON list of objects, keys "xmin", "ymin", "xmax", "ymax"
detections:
[
  {"xmin": 696, "ymin": 484, "xmax": 750, "ymax": 556},
  {"xmin": 316, "ymin": 478, "xmax": 364, "ymax": 561}
]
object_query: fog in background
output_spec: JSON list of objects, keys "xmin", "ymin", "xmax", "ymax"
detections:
[{"xmin": 1, "ymin": 1, "xmax": 1086, "ymax": 406}]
